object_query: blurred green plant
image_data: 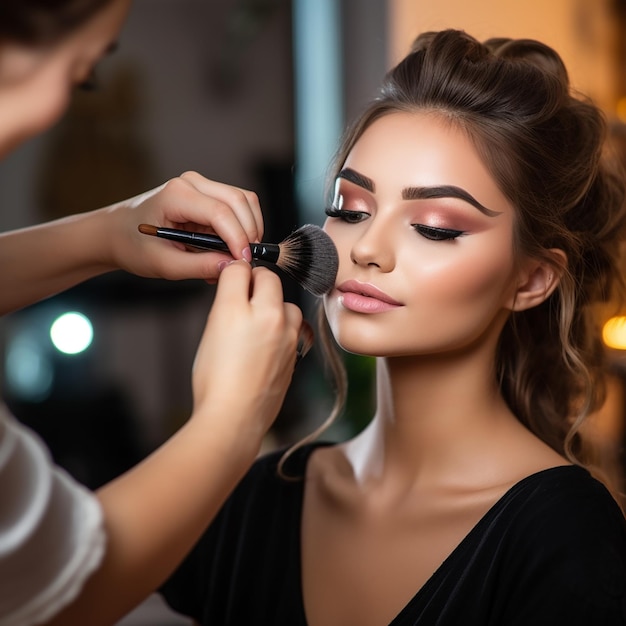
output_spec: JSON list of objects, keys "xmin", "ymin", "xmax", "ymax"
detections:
[{"xmin": 342, "ymin": 352, "xmax": 376, "ymax": 436}]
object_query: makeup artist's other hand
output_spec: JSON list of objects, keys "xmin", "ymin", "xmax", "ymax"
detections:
[
  {"xmin": 191, "ymin": 261, "xmax": 302, "ymax": 445},
  {"xmin": 107, "ymin": 171, "xmax": 264, "ymax": 282}
]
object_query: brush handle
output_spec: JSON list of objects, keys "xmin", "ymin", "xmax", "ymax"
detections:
[{"xmin": 154, "ymin": 227, "xmax": 280, "ymax": 263}]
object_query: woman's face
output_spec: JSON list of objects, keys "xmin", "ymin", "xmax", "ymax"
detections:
[
  {"xmin": 323, "ymin": 111, "xmax": 521, "ymax": 358},
  {"xmin": 0, "ymin": 0, "xmax": 131, "ymax": 157}
]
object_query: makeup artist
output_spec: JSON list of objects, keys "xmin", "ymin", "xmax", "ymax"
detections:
[{"xmin": 0, "ymin": 1, "xmax": 303, "ymax": 625}]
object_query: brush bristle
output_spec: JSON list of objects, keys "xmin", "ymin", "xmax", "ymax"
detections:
[{"xmin": 277, "ymin": 224, "xmax": 338, "ymax": 295}]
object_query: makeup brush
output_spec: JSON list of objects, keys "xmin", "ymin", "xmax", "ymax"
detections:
[{"xmin": 138, "ymin": 223, "xmax": 338, "ymax": 296}]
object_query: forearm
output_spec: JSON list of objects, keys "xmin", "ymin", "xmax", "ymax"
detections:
[
  {"xmin": 44, "ymin": 412, "xmax": 262, "ymax": 626},
  {"xmin": 0, "ymin": 208, "xmax": 116, "ymax": 315}
]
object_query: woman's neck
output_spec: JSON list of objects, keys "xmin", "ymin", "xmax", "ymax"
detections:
[{"xmin": 343, "ymin": 349, "xmax": 520, "ymax": 493}]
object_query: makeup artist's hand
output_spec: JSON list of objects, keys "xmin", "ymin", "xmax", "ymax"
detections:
[
  {"xmin": 0, "ymin": 172, "xmax": 263, "ymax": 315},
  {"xmin": 108, "ymin": 171, "xmax": 264, "ymax": 283},
  {"xmin": 190, "ymin": 261, "xmax": 302, "ymax": 444},
  {"xmin": 37, "ymin": 263, "xmax": 302, "ymax": 626}
]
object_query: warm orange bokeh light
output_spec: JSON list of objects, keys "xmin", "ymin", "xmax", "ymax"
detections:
[{"xmin": 602, "ymin": 316, "xmax": 626, "ymax": 350}]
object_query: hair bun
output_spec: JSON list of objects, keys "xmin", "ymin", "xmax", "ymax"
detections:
[{"xmin": 484, "ymin": 37, "xmax": 570, "ymax": 88}]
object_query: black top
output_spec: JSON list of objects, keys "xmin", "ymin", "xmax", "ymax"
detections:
[{"xmin": 160, "ymin": 443, "xmax": 626, "ymax": 625}]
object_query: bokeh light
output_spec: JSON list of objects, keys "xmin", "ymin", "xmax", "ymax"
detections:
[
  {"xmin": 50, "ymin": 312, "xmax": 93, "ymax": 355},
  {"xmin": 602, "ymin": 316, "xmax": 626, "ymax": 350}
]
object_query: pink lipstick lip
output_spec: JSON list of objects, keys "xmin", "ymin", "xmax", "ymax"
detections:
[{"xmin": 337, "ymin": 280, "xmax": 402, "ymax": 306}]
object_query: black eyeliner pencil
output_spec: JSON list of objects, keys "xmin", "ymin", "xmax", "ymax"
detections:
[{"xmin": 137, "ymin": 223, "xmax": 339, "ymax": 296}]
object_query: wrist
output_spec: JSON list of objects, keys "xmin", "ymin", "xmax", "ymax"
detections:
[
  {"xmin": 50, "ymin": 207, "xmax": 119, "ymax": 274},
  {"xmin": 86, "ymin": 204, "xmax": 123, "ymax": 271},
  {"xmin": 187, "ymin": 404, "xmax": 268, "ymax": 467}
]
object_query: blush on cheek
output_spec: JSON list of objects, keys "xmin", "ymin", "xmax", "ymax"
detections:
[{"xmin": 444, "ymin": 258, "xmax": 516, "ymax": 315}]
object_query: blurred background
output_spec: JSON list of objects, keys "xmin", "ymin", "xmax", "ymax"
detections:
[{"xmin": 1, "ymin": 0, "xmax": 625, "ymax": 622}]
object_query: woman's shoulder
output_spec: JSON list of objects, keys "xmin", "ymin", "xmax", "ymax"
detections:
[
  {"xmin": 485, "ymin": 466, "xmax": 626, "ymax": 617},
  {"xmin": 0, "ymin": 404, "xmax": 106, "ymax": 626},
  {"xmin": 498, "ymin": 464, "xmax": 624, "ymax": 533},
  {"xmin": 504, "ymin": 464, "xmax": 624, "ymax": 518},
  {"xmin": 495, "ymin": 464, "xmax": 626, "ymax": 574}
]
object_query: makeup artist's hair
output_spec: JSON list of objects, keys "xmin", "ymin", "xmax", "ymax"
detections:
[
  {"xmin": 0, "ymin": 0, "xmax": 114, "ymax": 45},
  {"xmin": 280, "ymin": 29, "xmax": 626, "ymax": 490}
]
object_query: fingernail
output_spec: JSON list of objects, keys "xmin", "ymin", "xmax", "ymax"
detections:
[
  {"xmin": 242, "ymin": 247, "xmax": 253, "ymax": 263},
  {"xmin": 217, "ymin": 260, "xmax": 229, "ymax": 272}
]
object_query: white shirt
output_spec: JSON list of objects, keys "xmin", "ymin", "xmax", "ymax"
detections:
[{"xmin": 0, "ymin": 405, "xmax": 105, "ymax": 625}]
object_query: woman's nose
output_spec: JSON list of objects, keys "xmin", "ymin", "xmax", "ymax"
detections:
[{"xmin": 349, "ymin": 219, "xmax": 395, "ymax": 272}]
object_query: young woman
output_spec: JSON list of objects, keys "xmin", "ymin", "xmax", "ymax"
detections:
[
  {"xmin": 160, "ymin": 29, "xmax": 626, "ymax": 625},
  {"xmin": 0, "ymin": 1, "xmax": 303, "ymax": 625}
]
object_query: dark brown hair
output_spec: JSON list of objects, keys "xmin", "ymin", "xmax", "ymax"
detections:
[
  {"xmin": 0, "ymin": 0, "xmax": 114, "ymax": 45},
  {"xmin": 281, "ymin": 30, "xmax": 626, "ymax": 488}
]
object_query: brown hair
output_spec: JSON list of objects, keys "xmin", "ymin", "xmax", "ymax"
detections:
[
  {"xmin": 280, "ymin": 30, "xmax": 626, "ymax": 487},
  {"xmin": 0, "ymin": 0, "xmax": 114, "ymax": 45}
]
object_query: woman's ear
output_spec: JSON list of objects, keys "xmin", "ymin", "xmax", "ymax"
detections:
[{"xmin": 509, "ymin": 249, "xmax": 566, "ymax": 312}]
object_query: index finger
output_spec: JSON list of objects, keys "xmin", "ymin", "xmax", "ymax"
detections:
[
  {"xmin": 180, "ymin": 171, "xmax": 264, "ymax": 242},
  {"xmin": 154, "ymin": 177, "xmax": 257, "ymax": 262}
]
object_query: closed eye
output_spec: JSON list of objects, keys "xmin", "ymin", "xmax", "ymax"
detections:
[
  {"xmin": 77, "ymin": 68, "xmax": 99, "ymax": 92},
  {"xmin": 325, "ymin": 206, "xmax": 369, "ymax": 223},
  {"xmin": 414, "ymin": 225, "xmax": 465, "ymax": 241}
]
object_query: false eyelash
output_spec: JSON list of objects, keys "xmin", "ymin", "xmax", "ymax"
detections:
[
  {"xmin": 324, "ymin": 206, "xmax": 368, "ymax": 223},
  {"xmin": 414, "ymin": 224, "xmax": 465, "ymax": 241}
]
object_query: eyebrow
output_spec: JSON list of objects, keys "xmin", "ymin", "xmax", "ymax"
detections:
[
  {"xmin": 402, "ymin": 185, "xmax": 502, "ymax": 217},
  {"xmin": 337, "ymin": 168, "xmax": 501, "ymax": 217},
  {"xmin": 338, "ymin": 168, "xmax": 375, "ymax": 192}
]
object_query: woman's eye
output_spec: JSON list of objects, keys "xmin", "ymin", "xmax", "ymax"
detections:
[
  {"xmin": 77, "ymin": 69, "xmax": 99, "ymax": 92},
  {"xmin": 414, "ymin": 224, "xmax": 465, "ymax": 241},
  {"xmin": 325, "ymin": 206, "xmax": 369, "ymax": 223}
]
